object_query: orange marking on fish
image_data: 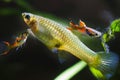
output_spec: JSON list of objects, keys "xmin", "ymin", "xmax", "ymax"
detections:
[
  {"xmin": 3, "ymin": 41, "xmax": 10, "ymax": 46},
  {"xmin": 11, "ymin": 32, "xmax": 28, "ymax": 48},
  {"xmin": 79, "ymin": 20, "xmax": 86, "ymax": 28}
]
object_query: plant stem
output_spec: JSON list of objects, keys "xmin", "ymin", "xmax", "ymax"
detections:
[{"xmin": 54, "ymin": 61, "xmax": 87, "ymax": 80}]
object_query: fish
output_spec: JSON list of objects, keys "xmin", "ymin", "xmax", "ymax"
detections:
[
  {"xmin": 67, "ymin": 20, "xmax": 102, "ymax": 37},
  {"xmin": 0, "ymin": 31, "xmax": 28, "ymax": 55},
  {"xmin": 10, "ymin": 31, "xmax": 28, "ymax": 49},
  {"xmin": 22, "ymin": 12, "xmax": 119, "ymax": 80}
]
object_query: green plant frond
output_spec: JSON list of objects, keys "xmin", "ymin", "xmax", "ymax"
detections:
[
  {"xmin": 54, "ymin": 61, "xmax": 87, "ymax": 80},
  {"xmin": 110, "ymin": 19, "xmax": 120, "ymax": 33}
]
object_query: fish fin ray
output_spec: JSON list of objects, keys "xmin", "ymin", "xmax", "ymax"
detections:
[
  {"xmin": 57, "ymin": 50, "xmax": 75, "ymax": 64},
  {"xmin": 0, "ymin": 41, "xmax": 10, "ymax": 55},
  {"xmin": 90, "ymin": 51, "xmax": 119, "ymax": 80}
]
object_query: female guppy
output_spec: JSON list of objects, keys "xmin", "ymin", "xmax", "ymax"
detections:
[{"xmin": 22, "ymin": 12, "xmax": 119, "ymax": 80}]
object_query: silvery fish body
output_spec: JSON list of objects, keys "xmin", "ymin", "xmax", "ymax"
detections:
[{"xmin": 22, "ymin": 12, "xmax": 119, "ymax": 80}]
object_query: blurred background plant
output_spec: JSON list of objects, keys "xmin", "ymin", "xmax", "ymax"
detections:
[{"xmin": 0, "ymin": 0, "xmax": 120, "ymax": 80}]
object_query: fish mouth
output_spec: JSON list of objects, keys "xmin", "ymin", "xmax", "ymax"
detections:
[
  {"xmin": 22, "ymin": 12, "xmax": 26, "ymax": 18},
  {"xmin": 22, "ymin": 12, "xmax": 31, "ymax": 29},
  {"xmin": 22, "ymin": 12, "xmax": 30, "ymax": 19},
  {"xmin": 22, "ymin": 12, "xmax": 28, "ymax": 16}
]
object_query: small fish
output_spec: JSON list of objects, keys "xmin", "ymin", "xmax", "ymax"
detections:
[
  {"xmin": 0, "ymin": 31, "xmax": 28, "ymax": 55},
  {"xmin": 22, "ymin": 12, "xmax": 119, "ymax": 80},
  {"xmin": 10, "ymin": 31, "xmax": 28, "ymax": 49},
  {"xmin": 67, "ymin": 20, "xmax": 102, "ymax": 37}
]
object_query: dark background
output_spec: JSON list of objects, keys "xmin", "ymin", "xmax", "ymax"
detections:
[{"xmin": 0, "ymin": 0, "xmax": 120, "ymax": 80}]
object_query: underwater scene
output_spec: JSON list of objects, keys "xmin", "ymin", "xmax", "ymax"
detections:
[{"xmin": 0, "ymin": 0, "xmax": 120, "ymax": 80}]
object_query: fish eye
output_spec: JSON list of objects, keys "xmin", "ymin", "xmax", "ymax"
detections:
[{"xmin": 25, "ymin": 14, "xmax": 30, "ymax": 20}]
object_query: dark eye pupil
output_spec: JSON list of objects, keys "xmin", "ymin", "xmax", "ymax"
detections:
[
  {"xmin": 95, "ymin": 33, "xmax": 98, "ymax": 36},
  {"xmin": 25, "ymin": 15, "xmax": 30, "ymax": 20}
]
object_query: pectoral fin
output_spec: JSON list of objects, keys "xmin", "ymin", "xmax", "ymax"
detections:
[{"xmin": 52, "ymin": 48, "xmax": 75, "ymax": 63}]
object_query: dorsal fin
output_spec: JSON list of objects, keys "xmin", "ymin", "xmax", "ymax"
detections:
[{"xmin": 79, "ymin": 20, "xmax": 86, "ymax": 28}]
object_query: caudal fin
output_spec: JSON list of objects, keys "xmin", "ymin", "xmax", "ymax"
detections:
[
  {"xmin": 0, "ymin": 41, "xmax": 10, "ymax": 55},
  {"xmin": 90, "ymin": 51, "xmax": 119, "ymax": 80}
]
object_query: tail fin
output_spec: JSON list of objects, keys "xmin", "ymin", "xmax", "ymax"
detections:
[
  {"xmin": 0, "ymin": 41, "xmax": 10, "ymax": 55},
  {"xmin": 90, "ymin": 51, "xmax": 119, "ymax": 80}
]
